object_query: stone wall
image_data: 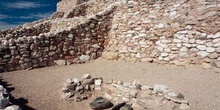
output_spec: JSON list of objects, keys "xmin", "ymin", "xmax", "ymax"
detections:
[
  {"xmin": 104, "ymin": 0, "xmax": 220, "ymax": 65},
  {"xmin": 0, "ymin": 4, "xmax": 116, "ymax": 72},
  {"xmin": 57, "ymin": 0, "xmax": 90, "ymax": 15},
  {"xmin": 0, "ymin": 22, "xmax": 51, "ymax": 38}
]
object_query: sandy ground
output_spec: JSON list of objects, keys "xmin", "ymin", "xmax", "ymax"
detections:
[{"xmin": 1, "ymin": 60, "xmax": 220, "ymax": 110}]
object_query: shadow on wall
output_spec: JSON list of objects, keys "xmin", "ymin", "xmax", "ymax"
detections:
[{"xmin": 0, "ymin": 77, "xmax": 36, "ymax": 110}]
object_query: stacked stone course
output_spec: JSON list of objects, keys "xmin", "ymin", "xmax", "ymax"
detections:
[
  {"xmin": 0, "ymin": 1, "xmax": 117, "ymax": 72},
  {"xmin": 105, "ymin": 0, "xmax": 220, "ymax": 66}
]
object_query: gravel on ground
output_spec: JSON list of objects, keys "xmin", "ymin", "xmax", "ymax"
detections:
[{"xmin": 1, "ymin": 60, "xmax": 220, "ymax": 110}]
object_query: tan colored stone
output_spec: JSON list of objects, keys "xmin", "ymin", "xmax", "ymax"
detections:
[{"xmin": 102, "ymin": 52, "xmax": 118, "ymax": 60}]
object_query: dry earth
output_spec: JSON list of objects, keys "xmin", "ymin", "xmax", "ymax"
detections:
[{"xmin": 1, "ymin": 60, "xmax": 220, "ymax": 110}]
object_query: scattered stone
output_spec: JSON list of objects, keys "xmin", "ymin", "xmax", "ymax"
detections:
[
  {"xmin": 117, "ymin": 81, "xmax": 123, "ymax": 85},
  {"xmin": 62, "ymin": 74, "xmax": 190, "ymax": 109},
  {"xmin": 54, "ymin": 60, "xmax": 66, "ymax": 66},
  {"xmin": 153, "ymin": 84, "xmax": 169, "ymax": 94},
  {"xmin": 61, "ymin": 92, "xmax": 73, "ymax": 99},
  {"xmin": 79, "ymin": 55, "xmax": 90, "ymax": 62},
  {"xmin": 94, "ymin": 79, "xmax": 102, "ymax": 86},
  {"xmin": 130, "ymin": 89, "xmax": 138, "ymax": 98}
]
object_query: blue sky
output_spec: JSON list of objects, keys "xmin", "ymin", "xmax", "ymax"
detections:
[{"xmin": 0, "ymin": 0, "xmax": 59, "ymax": 30}]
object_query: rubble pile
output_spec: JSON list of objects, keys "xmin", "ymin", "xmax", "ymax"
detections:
[
  {"xmin": 61, "ymin": 74, "xmax": 103, "ymax": 102},
  {"xmin": 61, "ymin": 74, "xmax": 190, "ymax": 110}
]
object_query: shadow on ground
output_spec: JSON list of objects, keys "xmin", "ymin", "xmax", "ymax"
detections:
[{"xmin": 0, "ymin": 77, "xmax": 36, "ymax": 110}]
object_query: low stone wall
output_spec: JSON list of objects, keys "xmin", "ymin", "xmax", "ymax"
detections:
[{"xmin": 0, "ymin": 22, "xmax": 51, "ymax": 39}]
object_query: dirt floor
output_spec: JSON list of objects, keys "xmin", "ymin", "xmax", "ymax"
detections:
[{"xmin": 1, "ymin": 60, "xmax": 220, "ymax": 110}]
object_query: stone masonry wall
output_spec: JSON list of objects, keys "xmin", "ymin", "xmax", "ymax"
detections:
[
  {"xmin": 57, "ymin": 0, "xmax": 90, "ymax": 16},
  {"xmin": 104, "ymin": 0, "xmax": 220, "ymax": 66},
  {"xmin": 0, "ymin": 4, "xmax": 116, "ymax": 72}
]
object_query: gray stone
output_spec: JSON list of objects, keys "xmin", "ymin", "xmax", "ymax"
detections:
[
  {"xmin": 79, "ymin": 55, "xmax": 90, "ymax": 62},
  {"xmin": 75, "ymin": 85, "xmax": 84, "ymax": 92},
  {"xmin": 212, "ymin": 32, "xmax": 220, "ymax": 39},
  {"xmin": 94, "ymin": 79, "xmax": 102, "ymax": 86},
  {"xmin": 208, "ymin": 53, "xmax": 218, "ymax": 59},
  {"xmin": 4, "ymin": 105, "xmax": 22, "ymax": 110},
  {"xmin": 196, "ymin": 45, "xmax": 206, "ymax": 51},
  {"xmin": 54, "ymin": 60, "xmax": 66, "ymax": 66},
  {"xmin": 68, "ymin": 34, "xmax": 74, "ymax": 39},
  {"xmin": 161, "ymin": 53, "xmax": 169, "ymax": 57},
  {"xmin": 135, "ymin": 53, "xmax": 141, "ymax": 59},
  {"xmin": 167, "ymin": 92, "xmax": 178, "ymax": 97},
  {"xmin": 190, "ymin": 48, "xmax": 199, "ymax": 53},
  {"xmin": 206, "ymin": 47, "xmax": 215, "ymax": 53},
  {"xmin": 157, "ymin": 23, "xmax": 165, "ymax": 29},
  {"xmin": 173, "ymin": 39, "xmax": 181, "ymax": 43},
  {"xmin": 165, "ymin": 92, "xmax": 187, "ymax": 103},
  {"xmin": 180, "ymin": 47, "xmax": 188, "ymax": 52},
  {"xmin": 117, "ymin": 81, "xmax": 123, "ymax": 85},
  {"xmin": 0, "ymin": 92, "xmax": 9, "ymax": 109},
  {"xmin": 73, "ymin": 78, "xmax": 80, "ymax": 83},
  {"xmin": 169, "ymin": 11, "xmax": 177, "ymax": 17},
  {"xmin": 153, "ymin": 84, "xmax": 169, "ymax": 94},
  {"xmin": 91, "ymin": 44, "xmax": 100, "ymax": 49},
  {"xmin": 197, "ymin": 51, "xmax": 209, "ymax": 58},
  {"xmin": 0, "ymin": 86, "xmax": 7, "ymax": 93}
]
